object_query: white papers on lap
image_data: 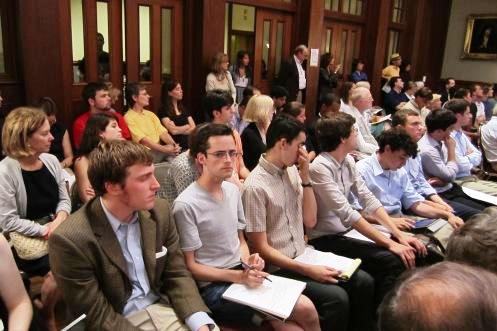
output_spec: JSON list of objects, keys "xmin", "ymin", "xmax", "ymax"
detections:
[
  {"xmin": 222, "ymin": 276, "xmax": 306, "ymax": 321},
  {"xmin": 294, "ymin": 247, "xmax": 361, "ymax": 280},
  {"xmin": 462, "ymin": 186, "xmax": 497, "ymax": 206},
  {"xmin": 344, "ymin": 226, "xmax": 391, "ymax": 244}
]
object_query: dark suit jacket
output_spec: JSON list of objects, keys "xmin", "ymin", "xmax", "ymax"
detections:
[
  {"xmin": 276, "ymin": 57, "xmax": 305, "ymax": 102},
  {"xmin": 49, "ymin": 198, "xmax": 209, "ymax": 331},
  {"xmin": 241, "ymin": 122, "xmax": 266, "ymax": 171}
]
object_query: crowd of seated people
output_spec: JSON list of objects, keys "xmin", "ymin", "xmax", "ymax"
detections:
[{"xmin": 1, "ymin": 46, "xmax": 497, "ymax": 331}]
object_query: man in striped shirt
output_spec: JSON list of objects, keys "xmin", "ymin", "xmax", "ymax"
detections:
[{"xmin": 242, "ymin": 115, "xmax": 375, "ymax": 331}]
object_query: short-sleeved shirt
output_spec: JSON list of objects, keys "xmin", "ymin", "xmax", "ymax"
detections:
[
  {"xmin": 356, "ymin": 154, "xmax": 424, "ymax": 215},
  {"xmin": 173, "ymin": 181, "xmax": 245, "ymax": 286},
  {"xmin": 242, "ymin": 155, "xmax": 306, "ymax": 263},
  {"xmin": 124, "ymin": 109, "xmax": 168, "ymax": 145},
  {"xmin": 309, "ymin": 153, "xmax": 382, "ymax": 239}
]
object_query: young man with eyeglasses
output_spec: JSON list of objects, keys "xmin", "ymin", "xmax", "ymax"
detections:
[
  {"xmin": 203, "ymin": 89, "xmax": 250, "ymax": 186},
  {"xmin": 172, "ymin": 123, "xmax": 320, "ymax": 330}
]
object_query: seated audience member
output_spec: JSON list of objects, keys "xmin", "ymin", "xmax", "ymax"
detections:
[
  {"xmin": 356, "ymin": 128, "xmax": 463, "ymax": 229},
  {"xmin": 420, "ymin": 93, "xmax": 442, "ymax": 123},
  {"xmin": 38, "ymin": 97, "xmax": 73, "ymax": 169},
  {"xmin": 392, "ymin": 109, "xmax": 481, "ymax": 220},
  {"xmin": 469, "ymin": 83, "xmax": 486, "ymax": 127},
  {"xmin": 204, "ymin": 89, "xmax": 249, "ymax": 182},
  {"xmin": 308, "ymin": 113, "xmax": 426, "ymax": 304},
  {"xmin": 339, "ymin": 81, "xmax": 356, "ymax": 113},
  {"xmin": 173, "ymin": 123, "xmax": 320, "ymax": 330},
  {"xmin": 444, "ymin": 99, "xmax": 481, "ymax": 178},
  {"xmin": 72, "ymin": 82, "xmax": 130, "ymax": 149},
  {"xmin": 378, "ymin": 262, "xmax": 497, "ymax": 331},
  {"xmin": 483, "ymin": 83, "xmax": 496, "ymax": 121},
  {"xmin": 453, "ymin": 87, "xmax": 472, "ymax": 103},
  {"xmin": 444, "ymin": 99, "xmax": 497, "ymax": 195},
  {"xmin": 403, "ymin": 81, "xmax": 418, "ymax": 103},
  {"xmin": 0, "ymin": 234, "xmax": 33, "ymax": 331},
  {"xmin": 241, "ymin": 94, "xmax": 274, "ymax": 170},
  {"xmin": 350, "ymin": 58, "xmax": 368, "ymax": 83},
  {"xmin": 343, "ymin": 86, "xmax": 379, "ymax": 155},
  {"xmin": 418, "ymin": 109, "xmax": 487, "ymax": 211},
  {"xmin": 381, "ymin": 53, "xmax": 401, "ymax": 81},
  {"xmin": 414, "ymin": 81, "xmax": 424, "ymax": 89},
  {"xmin": 355, "ymin": 81, "xmax": 371, "ymax": 90},
  {"xmin": 446, "ymin": 211, "xmax": 497, "ymax": 274},
  {"xmin": 162, "ymin": 126, "xmax": 206, "ymax": 205},
  {"xmin": 158, "ymin": 79, "xmax": 196, "ymax": 151},
  {"xmin": 480, "ymin": 104, "xmax": 497, "ymax": 172},
  {"xmin": 383, "ymin": 77, "xmax": 407, "ymax": 115},
  {"xmin": 124, "ymin": 83, "xmax": 180, "ymax": 163},
  {"xmin": 270, "ymin": 85, "xmax": 289, "ymax": 114},
  {"xmin": 400, "ymin": 87, "xmax": 433, "ymax": 113},
  {"xmin": 308, "ymin": 93, "xmax": 341, "ymax": 154},
  {"xmin": 0, "ymin": 108, "xmax": 70, "ymax": 329},
  {"xmin": 243, "ymin": 115, "xmax": 376, "ymax": 331},
  {"xmin": 230, "ymin": 86, "xmax": 260, "ymax": 134},
  {"xmin": 281, "ymin": 101, "xmax": 316, "ymax": 161},
  {"xmin": 440, "ymin": 77, "xmax": 456, "ymax": 104},
  {"xmin": 49, "ymin": 140, "xmax": 216, "ymax": 330},
  {"xmin": 206, "ymin": 52, "xmax": 236, "ymax": 101},
  {"xmin": 74, "ymin": 113, "xmax": 124, "ymax": 204}
]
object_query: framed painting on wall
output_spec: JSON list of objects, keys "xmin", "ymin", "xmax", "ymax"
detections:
[{"xmin": 462, "ymin": 14, "xmax": 497, "ymax": 60}]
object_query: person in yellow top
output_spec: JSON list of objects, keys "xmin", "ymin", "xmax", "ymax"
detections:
[
  {"xmin": 382, "ymin": 53, "xmax": 402, "ymax": 80},
  {"xmin": 124, "ymin": 82, "xmax": 180, "ymax": 162}
]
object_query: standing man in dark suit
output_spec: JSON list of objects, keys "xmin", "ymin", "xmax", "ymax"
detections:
[
  {"xmin": 276, "ymin": 45, "xmax": 309, "ymax": 103},
  {"xmin": 49, "ymin": 140, "xmax": 216, "ymax": 331}
]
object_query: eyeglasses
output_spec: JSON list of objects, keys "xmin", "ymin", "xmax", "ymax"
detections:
[{"xmin": 207, "ymin": 150, "xmax": 238, "ymax": 159}]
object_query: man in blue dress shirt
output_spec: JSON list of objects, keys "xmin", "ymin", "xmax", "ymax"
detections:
[{"xmin": 356, "ymin": 128, "xmax": 463, "ymax": 229}]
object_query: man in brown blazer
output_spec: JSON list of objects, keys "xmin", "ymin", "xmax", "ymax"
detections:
[{"xmin": 49, "ymin": 140, "xmax": 216, "ymax": 331}]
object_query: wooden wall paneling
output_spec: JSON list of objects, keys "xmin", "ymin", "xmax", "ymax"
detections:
[
  {"xmin": 0, "ymin": 0, "xmax": 24, "ymax": 114},
  {"xmin": 83, "ymin": 0, "xmax": 98, "ymax": 83},
  {"xmin": 150, "ymin": 3, "xmax": 161, "ymax": 112},
  {"xmin": 125, "ymin": 2, "xmax": 139, "ymax": 82},
  {"xmin": 108, "ymin": 0, "xmax": 124, "ymax": 111},
  {"xmin": 227, "ymin": 0, "xmax": 296, "ymax": 13},
  {"xmin": 424, "ymin": 0, "xmax": 452, "ymax": 90},
  {"xmin": 182, "ymin": 0, "xmax": 203, "ymax": 120},
  {"xmin": 304, "ymin": 0, "xmax": 324, "ymax": 119},
  {"xmin": 366, "ymin": 0, "xmax": 391, "ymax": 103},
  {"xmin": 19, "ymin": 0, "xmax": 71, "ymax": 125}
]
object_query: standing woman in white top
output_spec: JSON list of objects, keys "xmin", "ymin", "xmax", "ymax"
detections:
[
  {"xmin": 229, "ymin": 50, "xmax": 252, "ymax": 104},
  {"xmin": 206, "ymin": 52, "xmax": 237, "ymax": 101}
]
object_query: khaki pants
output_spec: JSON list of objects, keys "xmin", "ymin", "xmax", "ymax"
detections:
[
  {"xmin": 126, "ymin": 303, "xmax": 219, "ymax": 331},
  {"xmin": 456, "ymin": 176, "xmax": 497, "ymax": 198}
]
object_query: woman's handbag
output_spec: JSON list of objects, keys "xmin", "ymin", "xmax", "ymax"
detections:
[{"xmin": 9, "ymin": 215, "xmax": 53, "ymax": 260}]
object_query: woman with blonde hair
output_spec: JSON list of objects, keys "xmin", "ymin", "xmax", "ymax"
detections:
[
  {"xmin": 206, "ymin": 52, "xmax": 237, "ymax": 101},
  {"xmin": 0, "ymin": 107, "xmax": 70, "ymax": 330},
  {"xmin": 241, "ymin": 94, "xmax": 274, "ymax": 170}
]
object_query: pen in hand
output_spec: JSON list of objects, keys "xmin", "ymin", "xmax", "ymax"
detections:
[{"xmin": 240, "ymin": 261, "xmax": 272, "ymax": 282}]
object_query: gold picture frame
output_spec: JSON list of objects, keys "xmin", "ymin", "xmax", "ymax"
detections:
[{"xmin": 462, "ymin": 14, "xmax": 497, "ymax": 60}]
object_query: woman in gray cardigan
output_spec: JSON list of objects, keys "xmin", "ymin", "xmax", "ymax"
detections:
[{"xmin": 0, "ymin": 107, "xmax": 71, "ymax": 272}]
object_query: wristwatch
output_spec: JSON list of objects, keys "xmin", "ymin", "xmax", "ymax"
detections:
[{"xmin": 301, "ymin": 182, "xmax": 312, "ymax": 188}]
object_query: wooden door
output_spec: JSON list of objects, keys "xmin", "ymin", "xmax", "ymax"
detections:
[
  {"xmin": 321, "ymin": 21, "xmax": 362, "ymax": 80},
  {"xmin": 253, "ymin": 9, "xmax": 293, "ymax": 94},
  {"xmin": 125, "ymin": 0, "xmax": 183, "ymax": 112}
]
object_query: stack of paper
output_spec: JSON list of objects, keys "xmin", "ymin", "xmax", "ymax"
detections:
[
  {"xmin": 294, "ymin": 247, "xmax": 361, "ymax": 280},
  {"xmin": 222, "ymin": 276, "xmax": 306, "ymax": 321}
]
